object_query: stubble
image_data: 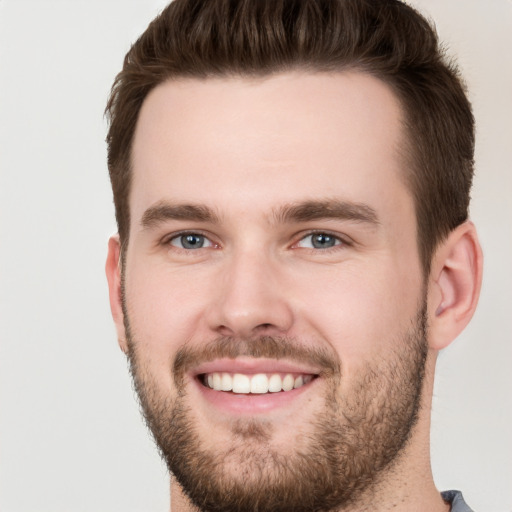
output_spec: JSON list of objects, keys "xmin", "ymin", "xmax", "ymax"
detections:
[{"xmin": 123, "ymin": 301, "xmax": 428, "ymax": 512}]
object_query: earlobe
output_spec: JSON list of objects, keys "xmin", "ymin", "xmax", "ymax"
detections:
[
  {"xmin": 428, "ymin": 221, "xmax": 483, "ymax": 351},
  {"xmin": 105, "ymin": 234, "xmax": 128, "ymax": 354}
]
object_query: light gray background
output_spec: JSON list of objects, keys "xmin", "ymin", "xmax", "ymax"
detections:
[{"xmin": 0, "ymin": 1, "xmax": 510, "ymax": 511}]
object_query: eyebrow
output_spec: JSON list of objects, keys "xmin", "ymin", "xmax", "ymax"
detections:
[
  {"xmin": 140, "ymin": 198, "xmax": 380, "ymax": 230},
  {"xmin": 141, "ymin": 201, "xmax": 220, "ymax": 229},
  {"xmin": 271, "ymin": 199, "xmax": 380, "ymax": 226}
]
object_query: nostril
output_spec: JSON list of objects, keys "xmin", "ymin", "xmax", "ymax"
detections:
[{"xmin": 254, "ymin": 323, "xmax": 279, "ymax": 333}]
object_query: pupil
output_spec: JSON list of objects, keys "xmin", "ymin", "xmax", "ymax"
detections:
[
  {"xmin": 182, "ymin": 234, "xmax": 204, "ymax": 249},
  {"xmin": 313, "ymin": 233, "xmax": 335, "ymax": 248}
]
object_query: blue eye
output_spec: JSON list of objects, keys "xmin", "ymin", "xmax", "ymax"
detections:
[
  {"xmin": 297, "ymin": 233, "xmax": 342, "ymax": 249},
  {"xmin": 169, "ymin": 233, "xmax": 213, "ymax": 249}
]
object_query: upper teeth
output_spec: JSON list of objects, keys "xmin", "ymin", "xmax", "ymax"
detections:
[{"xmin": 204, "ymin": 372, "xmax": 312, "ymax": 394}]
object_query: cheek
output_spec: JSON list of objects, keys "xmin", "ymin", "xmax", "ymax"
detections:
[
  {"xmin": 294, "ymin": 261, "xmax": 423, "ymax": 365},
  {"xmin": 124, "ymin": 252, "xmax": 220, "ymax": 342},
  {"xmin": 123, "ymin": 260, "xmax": 204, "ymax": 371},
  {"xmin": 123, "ymin": 240, "xmax": 424, "ymax": 379}
]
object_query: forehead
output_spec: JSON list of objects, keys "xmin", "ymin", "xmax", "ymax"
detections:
[{"xmin": 130, "ymin": 71, "xmax": 409, "ymax": 224}]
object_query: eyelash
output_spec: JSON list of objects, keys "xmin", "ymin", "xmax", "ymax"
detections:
[
  {"xmin": 162, "ymin": 230, "xmax": 351, "ymax": 253},
  {"xmin": 293, "ymin": 230, "xmax": 351, "ymax": 252},
  {"xmin": 163, "ymin": 231, "xmax": 218, "ymax": 251}
]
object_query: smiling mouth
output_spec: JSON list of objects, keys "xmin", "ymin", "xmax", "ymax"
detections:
[{"xmin": 200, "ymin": 372, "xmax": 317, "ymax": 394}]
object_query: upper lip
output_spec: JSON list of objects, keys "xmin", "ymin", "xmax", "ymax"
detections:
[{"xmin": 191, "ymin": 357, "xmax": 321, "ymax": 377}]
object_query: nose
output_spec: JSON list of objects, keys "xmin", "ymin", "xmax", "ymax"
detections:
[{"xmin": 205, "ymin": 249, "xmax": 295, "ymax": 338}]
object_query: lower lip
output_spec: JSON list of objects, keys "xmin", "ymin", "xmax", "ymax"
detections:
[{"xmin": 194, "ymin": 377, "xmax": 317, "ymax": 414}]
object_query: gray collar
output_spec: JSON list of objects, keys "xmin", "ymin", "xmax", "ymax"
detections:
[{"xmin": 441, "ymin": 490, "xmax": 475, "ymax": 512}]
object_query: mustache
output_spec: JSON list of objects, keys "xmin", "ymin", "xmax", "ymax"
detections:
[{"xmin": 172, "ymin": 335, "xmax": 341, "ymax": 387}]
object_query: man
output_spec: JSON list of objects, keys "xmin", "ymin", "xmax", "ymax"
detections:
[{"xmin": 105, "ymin": 0, "xmax": 482, "ymax": 511}]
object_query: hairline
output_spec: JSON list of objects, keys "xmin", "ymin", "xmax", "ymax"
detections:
[{"xmin": 118, "ymin": 66, "xmax": 445, "ymax": 277}]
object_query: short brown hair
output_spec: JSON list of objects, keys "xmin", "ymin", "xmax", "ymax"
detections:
[{"xmin": 106, "ymin": 0, "xmax": 474, "ymax": 275}]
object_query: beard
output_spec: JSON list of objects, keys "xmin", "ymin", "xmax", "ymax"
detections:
[{"xmin": 123, "ymin": 302, "xmax": 428, "ymax": 512}]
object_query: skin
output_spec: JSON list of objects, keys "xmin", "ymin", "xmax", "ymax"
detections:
[{"xmin": 106, "ymin": 71, "xmax": 482, "ymax": 511}]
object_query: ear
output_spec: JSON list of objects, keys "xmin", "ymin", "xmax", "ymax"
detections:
[
  {"xmin": 105, "ymin": 234, "xmax": 128, "ymax": 354},
  {"xmin": 427, "ymin": 221, "xmax": 483, "ymax": 351}
]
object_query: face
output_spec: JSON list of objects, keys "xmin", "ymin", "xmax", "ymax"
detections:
[{"xmin": 115, "ymin": 72, "xmax": 428, "ymax": 511}]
